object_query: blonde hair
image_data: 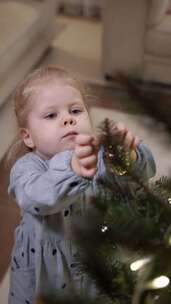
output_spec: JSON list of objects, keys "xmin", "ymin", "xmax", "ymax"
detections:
[{"xmin": 6, "ymin": 65, "xmax": 91, "ymax": 167}]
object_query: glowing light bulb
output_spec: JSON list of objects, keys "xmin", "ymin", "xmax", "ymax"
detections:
[
  {"xmin": 101, "ymin": 225, "xmax": 108, "ymax": 233},
  {"xmin": 130, "ymin": 257, "xmax": 151, "ymax": 271},
  {"xmin": 147, "ymin": 276, "xmax": 170, "ymax": 289},
  {"xmin": 168, "ymin": 197, "xmax": 171, "ymax": 204},
  {"xmin": 168, "ymin": 236, "xmax": 171, "ymax": 245}
]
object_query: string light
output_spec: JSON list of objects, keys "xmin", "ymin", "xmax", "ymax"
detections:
[
  {"xmin": 101, "ymin": 225, "xmax": 108, "ymax": 233},
  {"xmin": 146, "ymin": 276, "xmax": 170, "ymax": 289},
  {"xmin": 130, "ymin": 257, "xmax": 151, "ymax": 271}
]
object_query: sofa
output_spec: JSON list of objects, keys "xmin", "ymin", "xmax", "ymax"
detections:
[
  {"xmin": 0, "ymin": 1, "xmax": 59, "ymax": 300},
  {"xmin": 0, "ymin": 0, "xmax": 58, "ymax": 160},
  {"xmin": 102, "ymin": 0, "xmax": 171, "ymax": 84}
]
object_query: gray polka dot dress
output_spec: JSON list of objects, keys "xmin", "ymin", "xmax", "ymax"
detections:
[{"xmin": 8, "ymin": 144, "xmax": 156, "ymax": 303}]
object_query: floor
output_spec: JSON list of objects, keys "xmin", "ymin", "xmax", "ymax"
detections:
[
  {"xmin": 41, "ymin": 15, "xmax": 105, "ymax": 85},
  {"xmin": 0, "ymin": 14, "xmax": 171, "ymax": 303}
]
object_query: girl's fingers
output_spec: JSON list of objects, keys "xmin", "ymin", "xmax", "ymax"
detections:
[
  {"xmin": 79, "ymin": 154, "xmax": 97, "ymax": 168},
  {"xmin": 76, "ymin": 134, "xmax": 94, "ymax": 146},
  {"xmin": 80, "ymin": 167, "xmax": 97, "ymax": 178},
  {"xmin": 91, "ymin": 135, "xmax": 99, "ymax": 148},
  {"xmin": 75, "ymin": 134, "xmax": 99, "ymax": 158},
  {"xmin": 123, "ymin": 131, "xmax": 134, "ymax": 150},
  {"xmin": 75, "ymin": 145, "xmax": 94, "ymax": 158},
  {"xmin": 123, "ymin": 132, "xmax": 139, "ymax": 151},
  {"xmin": 130, "ymin": 136, "xmax": 139, "ymax": 150}
]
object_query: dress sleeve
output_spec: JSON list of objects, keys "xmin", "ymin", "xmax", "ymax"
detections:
[
  {"xmin": 130, "ymin": 141, "xmax": 156, "ymax": 181},
  {"xmin": 8, "ymin": 151, "xmax": 90, "ymax": 215}
]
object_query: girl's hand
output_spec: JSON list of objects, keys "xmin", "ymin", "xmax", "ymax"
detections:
[
  {"xmin": 71, "ymin": 134, "xmax": 99, "ymax": 178},
  {"xmin": 109, "ymin": 121, "xmax": 139, "ymax": 161}
]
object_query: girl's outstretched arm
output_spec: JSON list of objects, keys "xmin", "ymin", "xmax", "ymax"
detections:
[{"xmin": 8, "ymin": 151, "xmax": 91, "ymax": 216}]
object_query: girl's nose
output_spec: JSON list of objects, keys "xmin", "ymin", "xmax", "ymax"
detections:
[{"xmin": 61, "ymin": 116, "xmax": 76, "ymax": 126}]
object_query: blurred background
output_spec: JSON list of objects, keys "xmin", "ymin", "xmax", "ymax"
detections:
[{"xmin": 0, "ymin": 0, "xmax": 171, "ymax": 302}]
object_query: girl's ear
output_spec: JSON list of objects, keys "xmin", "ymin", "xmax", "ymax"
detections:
[{"xmin": 20, "ymin": 128, "xmax": 34, "ymax": 149}]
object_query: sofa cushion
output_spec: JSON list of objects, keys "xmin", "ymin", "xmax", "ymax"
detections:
[
  {"xmin": 0, "ymin": 0, "xmax": 58, "ymax": 108},
  {"xmin": 0, "ymin": 2, "xmax": 38, "ymax": 52},
  {"xmin": 145, "ymin": 15, "xmax": 171, "ymax": 56},
  {"xmin": 147, "ymin": 0, "xmax": 169, "ymax": 27},
  {"xmin": 0, "ymin": 2, "xmax": 38, "ymax": 72}
]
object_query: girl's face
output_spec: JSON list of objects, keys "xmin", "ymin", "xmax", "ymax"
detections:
[{"xmin": 21, "ymin": 83, "xmax": 93, "ymax": 159}]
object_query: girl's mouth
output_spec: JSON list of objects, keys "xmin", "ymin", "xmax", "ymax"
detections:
[{"xmin": 62, "ymin": 131, "xmax": 78, "ymax": 139}]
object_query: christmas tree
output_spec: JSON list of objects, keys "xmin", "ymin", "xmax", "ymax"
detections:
[{"xmin": 69, "ymin": 119, "xmax": 171, "ymax": 304}]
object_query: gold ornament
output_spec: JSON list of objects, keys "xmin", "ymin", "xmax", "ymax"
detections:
[{"xmin": 104, "ymin": 144, "xmax": 132, "ymax": 176}]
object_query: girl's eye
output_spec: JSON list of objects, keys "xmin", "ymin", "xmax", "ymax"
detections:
[
  {"xmin": 44, "ymin": 113, "xmax": 57, "ymax": 119},
  {"xmin": 71, "ymin": 108, "xmax": 82, "ymax": 115}
]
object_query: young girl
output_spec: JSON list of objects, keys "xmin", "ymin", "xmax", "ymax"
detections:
[{"xmin": 8, "ymin": 66, "xmax": 156, "ymax": 303}]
